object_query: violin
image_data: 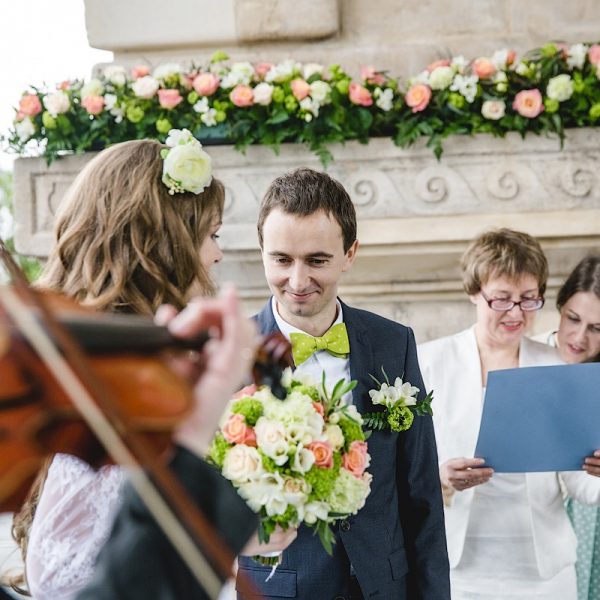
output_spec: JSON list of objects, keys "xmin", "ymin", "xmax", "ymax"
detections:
[{"xmin": 0, "ymin": 239, "xmax": 291, "ymax": 599}]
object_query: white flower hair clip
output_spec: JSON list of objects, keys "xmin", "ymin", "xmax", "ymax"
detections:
[{"xmin": 161, "ymin": 128, "xmax": 213, "ymax": 195}]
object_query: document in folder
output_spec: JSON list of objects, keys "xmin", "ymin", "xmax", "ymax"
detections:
[{"xmin": 475, "ymin": 363, "xmax": 600, "ymax": 472}]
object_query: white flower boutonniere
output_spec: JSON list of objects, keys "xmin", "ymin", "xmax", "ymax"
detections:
[{"xmin": 363, "ymin": 368, "xmax": 433, "ymax": 433}]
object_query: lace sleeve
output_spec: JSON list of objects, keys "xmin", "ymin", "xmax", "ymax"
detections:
[{"xmin": 26, "ymin": 454, "xmax": 125, "ymax": 600}]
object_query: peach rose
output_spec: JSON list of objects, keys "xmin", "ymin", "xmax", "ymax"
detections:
[
  {"xmin": 307, "ymin": 441, "xmax": 333, "ymax": 468},
  {"xmin": 193, "ymin": 72, "xmax": 220, "ymax": 96},
  {"xmin": 242, "ymin": 427, "xmax": 257, "ymax": 447},
  {"xmin": 426, "ymin": 59, "xmax": 451, "ymax": 73},
  {"xmin": 230, "ymin": 84, "xmax": 254, "ymax": 107},
  {"xmin": 405, "ymin": 84, "xmax": 431, "ymax": 113},
  {"xmin": 291, "ymin": 79, "xmax": 311, "ymax": 101},
  {"xmin": 254, "ymin": 62, "xmax": 274, "ymax": 80},
  {"xmin": 589, "ymin": 45, "xmax": 600, "ymax": 66},
  {"xmin": 506, "ymin": 50, "xmax": 517, "ymax": 66},
  {"xmin": 360, "ymin": 65, "xmax": 385, "ymax": 85},
  {"xmin": 512, "ymin": 88, "xmax": 544, "ymax": 118},
  {"xmin": 58, "ymin": 80, "xmax": 71, "ymax": 91},
  {"xmin": 343, "ymin": 440, "xmax": 369, "ymax": 478},
  {"xmin": 81, "ymin": 95, "xmax": 104, "ymax": 115},
  {"xmin": 312, "ymin": 402, "xmax": 324, "ymax": 417},
  {"xmin": 348, "ymin": 82, "xmax": 373, "ymax": 106},
  {"xmin": 472, "ymin": 58, "xmax": 496, "ymax": 79},
  {"xmin": 222, "ymin": 413, "xmax": 255, "ymax": 446},
  {"xmin": 233, "ymin": 384, "xmax": 258, "ymax": 399},
  {"xmin": 18, "ymin": 94, "xmax": 42, "ymax": 119},
  {"xmin": 132, "ymin": 65, "xmax": 150, "ymax": 79},
  {"xmin": 158, "ymin": 89, "xmax": 183, "ymax": 109}
]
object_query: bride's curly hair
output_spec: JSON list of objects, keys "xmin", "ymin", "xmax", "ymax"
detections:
[{"xmin": 38, "ymin": 138, "xmax": 225, "ymax": 314}]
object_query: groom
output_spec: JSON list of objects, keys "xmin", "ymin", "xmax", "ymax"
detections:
[{"xmin": 237, "ymin": 168, "xmax": 450, "ymax": 599}]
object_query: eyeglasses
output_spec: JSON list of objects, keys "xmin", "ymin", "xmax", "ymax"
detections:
[{"xmin": 480, "ymin": 290, "xmax": 545, "ymax": 312}]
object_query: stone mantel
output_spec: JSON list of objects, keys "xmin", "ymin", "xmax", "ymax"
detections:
[{"xmin": 13, "ymin": 129, "xmax": 600, "ymax": 342}]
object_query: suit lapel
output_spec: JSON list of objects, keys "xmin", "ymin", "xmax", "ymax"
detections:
[
  {"xmin": 256, "ymin": 299, "xmax": 280, "ymax": 336},
  {"xmin": 342, "ymin": 302, "xmax": 374, "ymax": 414}
]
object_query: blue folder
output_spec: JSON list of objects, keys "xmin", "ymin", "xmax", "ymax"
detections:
[{"xmin": 475, "ymin": 363, "xmax": 600, "ymax": 472}]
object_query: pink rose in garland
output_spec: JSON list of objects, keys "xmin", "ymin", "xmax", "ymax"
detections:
[
  {"xmin": 158, "ymin": 89, "xmax": 183, "ymax": 109},
  {"xmin": 131, "ymin": 65, "xmax": 150, "ymax": 79},
  {"xmin": 360, "ymin": 65, "xmax": 386, "ymax": 85},
  {"xmin": 343, "ymin": 440, "xmax": 370, "ymax": 478},
  {"xmin": 472, "ymin": 57, "xmax": 496, "ymax": 79},
  {"xmin": 81, "ymin": 95, "xmax": 105, "ymax": 115},
  {"xmin": 512, "ymin": 89, "xmax": 544, "ymax": 118},
  {"xmin": 588, "ymin": 44, "xmax": 600, "ymax": 66},
  {"xmin": 17, "ymin": 94, "xmax": 42, "ymax": 120},
  {"xmin": 230, "ymin": 84, "xmax": 254, "ymax": 107},
  {"xmin": 405, "ymin": 83, "xmax": 432, "ymax": 113},
  {"xmin": 291, "ymin": 79, "xmax": 311, "ymax": 101},
  {"xmin": 426, "ymin": 59, "xmax": 451, "ymax": 73},
  {"xmin": 349, "ymin": 83, "xmax": 373, "ymax": 106},
  {"xmin": 193, "ymin": 72, "xmax": 220, "ymax": 96}
]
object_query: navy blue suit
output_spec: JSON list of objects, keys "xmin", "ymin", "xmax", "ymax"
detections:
[{"xmin": 237, "ymin": 299, "xmax": 450, "ymax": 599}]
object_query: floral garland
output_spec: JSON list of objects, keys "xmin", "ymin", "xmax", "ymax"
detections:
[{"xmin": 6, "ymin": 42, "xmax": 600, "ymax": 166}]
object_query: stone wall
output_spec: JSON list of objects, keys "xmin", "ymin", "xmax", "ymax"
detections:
[
  {"xmin": 85, "ymin": 0, "xmax": 600, "ymax": 78},
  {"xmin": 14, "ymin": 129, "xmax": 600, "ymax": 343}
]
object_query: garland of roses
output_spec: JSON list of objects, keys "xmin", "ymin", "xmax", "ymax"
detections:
[{"xmin": 6, "ymin": 42, "xmax": 600, "ymax": 166}]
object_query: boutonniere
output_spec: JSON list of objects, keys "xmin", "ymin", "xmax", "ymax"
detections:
[{"xmin": 363, "ymin": 368, "xmax": 433, "ymax": 432}]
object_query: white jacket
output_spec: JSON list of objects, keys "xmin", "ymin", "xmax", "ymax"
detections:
[{"xmin": 417, "ymin": 327, "xmax": 600, "ymax": 579}]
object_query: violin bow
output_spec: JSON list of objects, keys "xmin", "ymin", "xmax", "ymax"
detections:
[{"xmin": 0, "ymin": 239, "xmax": 261, "ymax": 599}]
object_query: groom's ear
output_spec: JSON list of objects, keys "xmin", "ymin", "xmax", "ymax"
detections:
[{"xmin": 342, "ymin": 239, "xmax": 360, "ymax": 271}]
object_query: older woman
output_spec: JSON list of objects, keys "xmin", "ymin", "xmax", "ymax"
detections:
[
  {"xmin": 551, "ymin": 255, "xmax": 600, "ymax": 600},
  {"xmin": 417, "ymin": 229, "xmax": 600, "ymax": 600}
]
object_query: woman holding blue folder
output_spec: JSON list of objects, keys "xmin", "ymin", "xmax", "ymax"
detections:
[
  {"xmin": 418, "ymin": 229, "xmax": 600, "ymax": 600},
  {"xmin": 549, "ymin": 255, "xmax": 600, "ymax": 600}
]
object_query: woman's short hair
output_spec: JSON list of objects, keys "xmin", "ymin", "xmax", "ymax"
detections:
[
  {"xmin": 556, "ymin": 254, "xmax": 600, "ymax": 310},
  {"xmin": 461, "ymin": 228, "xmax": 548, "ymax": 296},
  {"xmin": 38, "ymin": 139, "xmax": 224, "ymax": 315}
]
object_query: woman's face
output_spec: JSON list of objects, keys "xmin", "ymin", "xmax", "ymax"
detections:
[
  {"xmin": 471, "ymin": 273, "xmax": 541, "ymax": 348},
  {"xmin": 199, "ymin": 216, "xmax": 223, "ymax": 273},
  {"xmin": 556, "ymin": 291, "xmax": 600, "ymax": 363}
]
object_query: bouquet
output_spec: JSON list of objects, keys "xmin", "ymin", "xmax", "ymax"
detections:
[{"xmin": 208, "ymin": 369, "xmax": 372, "ymax": 565}]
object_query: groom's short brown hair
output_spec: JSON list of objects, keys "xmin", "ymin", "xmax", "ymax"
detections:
[{"xmin": 257, "ymin": 168, "xmax": 357, "ymax": 253}]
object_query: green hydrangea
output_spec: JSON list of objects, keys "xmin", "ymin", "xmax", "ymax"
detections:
[
  {"xmin": 290, "ymin": 383, "xmax": 320, "ymax": 402},
  {"xmin": 305, "ymin": 453, "xmax": 341, "ymax": 500},
  {"xmin": 545, "ymin": 98, "xmax": 560, "ymax": 114},
  {"xmin": 215, "ymin": 110, "xmax": 227, "ymax": 123},
  {"xmin": 126, "ymin": 106, "xmax": 144, "ymax": 123},
  {"xmin": 284, "ymin": 96, "xmax": 298, "ymax": 112},
  {"xmin": 338, "ymin": 416, "xmax": 364, "ymax": 449},
  {"xmin": 187, "ymin": 91, "xmax": 199, "ymax": 105},
  {"xmin": 231, "ymin": 398, "xmax": 263, "ymax": 426},
  {"xmin": 272, "ymin": 87, "xmax": 285, "ymax": 103},
  {"xmin": 156, "ymin": 118, "xmax": 172, "ymax": 134},
  {"xmin": 448, "ymin": 92, "xmax": 465, "ymax": 109},
  {"xmin": 335, "ymin": 79, "xmax": 350, "ymax": 95},
  {"xmin": 589, "ymin": 103, "xmax": 600, "ymax": 121},
  {"xmin": 387, "ymin": 404, "xmax": 414, "ymax": 432},
  {"xmin": 42, "ymin": 112, "xmax": 57, "ymax": 130},
  {"xmin": 208, "ymin": 433, "xmax": 231, "ymax": 468},
  {"xmin": 328, "ymin": 468, "xmax": 369, "ymax": 514}
]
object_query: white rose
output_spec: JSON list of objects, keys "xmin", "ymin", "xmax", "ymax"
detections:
[
  {"xmin": 303, "ymin": 500, "xmax": 329, "ymax": 525},
  {"xmin": 300, "ymin": 97, "xmax": 319, "ymax": 117},
  {"xmin": 515, "ymin": 62, "xmax": 530, "ymax": 76},
  {"xmin": 152, "ymin": 63, "xmax": 183, "ymax": 81},
  {"xmin": 220, "ymin": 62, "xmax": 254, "ymax": 88},
  {"xmin": 253, "ymin": 82, "xmax": 274, "ymax": 106},
  {"xmin": 81, "ymin": 78, "xmax": 104, "ymax": 99},
  {"xmin": 303, "ymin": 63, "xmax": 324, "ymax": 80},
  {"xmin": 103, "ymin": 65, "xmax": 127, "ymax": 86},
  {"xmin": 162, "ymin": 143, "xmax": 213, "ymax": 194},
  {"xmin": 567, "ymin": 43, "xmax": 588, "ymax": 70},
  {"xmin": 451, "ymin": 55, "xmax": 468, "ymax": 74},
  {"xmin": 266, "ymin": 59, "xmax": 300, "ymax": 83},
  {"xmin": 132, "ymin": 76, "xmax": 159, "ymax": 99},
  {"xmin": 15, "ymin": 118, "xmax": 35, "ymax": 141},
  {"xmin": 309, "ymin": 80, "xmax": 331, "ymax": 105},
  {"xmin": 222, "ymin": 444, "xmax": 262, "ymax": 483},
  {"xmin": 255, "ymin": 418, "xmax": 289, "ymax": 464},
  {"xmin": 43, "ymin": 91, "xmax": 70, "ymax": 117},
  {"xmin": 547, "ymin": 74, "xmax": 574, "ymax": 102},
  {"xmin": 429, "ymin": 66, "xmax": 454, "ymax": 90},
  {"xmin": 103, "ymin": 93, "xmax": 118, "ymax": 111},
  {"xmin": 291, "ymin": 446, "xmax": 315, "ymax": 474},
  {"xmin": 282, "ymin": 476, "xmax": 310, "ymax": 509},
  {"xmin": 491, "ymin": 49, "xmax": 509, "ymax": 70},
  {"xmin": 325, "ymin": 424, "xmax": 344, "ymax": 450},
  {"xmin": 373, "ymin": 87, "xmax": 393, "ymax": 111},
  {"xmin": 200, "ymin": 109, "xmax": 218, "ymax": 127}
]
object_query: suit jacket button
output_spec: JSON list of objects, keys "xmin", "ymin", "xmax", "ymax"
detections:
[{"xmin": 340, "ymin": 519, "xmax": 350, "ymax": 532}]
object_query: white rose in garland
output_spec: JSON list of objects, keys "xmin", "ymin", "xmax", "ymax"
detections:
[
  {"xmin": 547, "ymin": 74, "xmax": 574, "ymax": 102},
  {"xmin": 43, "ymin": 91, "xmax": 70, "ymax": 117},
  {"xmin": 161, "ymin": 129, "xmax": 212, "ymax": 195}
]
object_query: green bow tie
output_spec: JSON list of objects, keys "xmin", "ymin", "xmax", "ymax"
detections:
[{"xmin": 289, "ymin": 322, "xmax": 350, "ymax": 366}]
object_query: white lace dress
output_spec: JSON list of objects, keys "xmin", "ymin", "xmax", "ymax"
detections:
[{"xmin": 26, "ymin": 454, "xmax": 125, "ymax": 600}]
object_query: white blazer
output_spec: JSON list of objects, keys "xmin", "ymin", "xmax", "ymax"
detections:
[{"xmin": 418, "ymin": 327, "xmax": 600, "ymax": 579}]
